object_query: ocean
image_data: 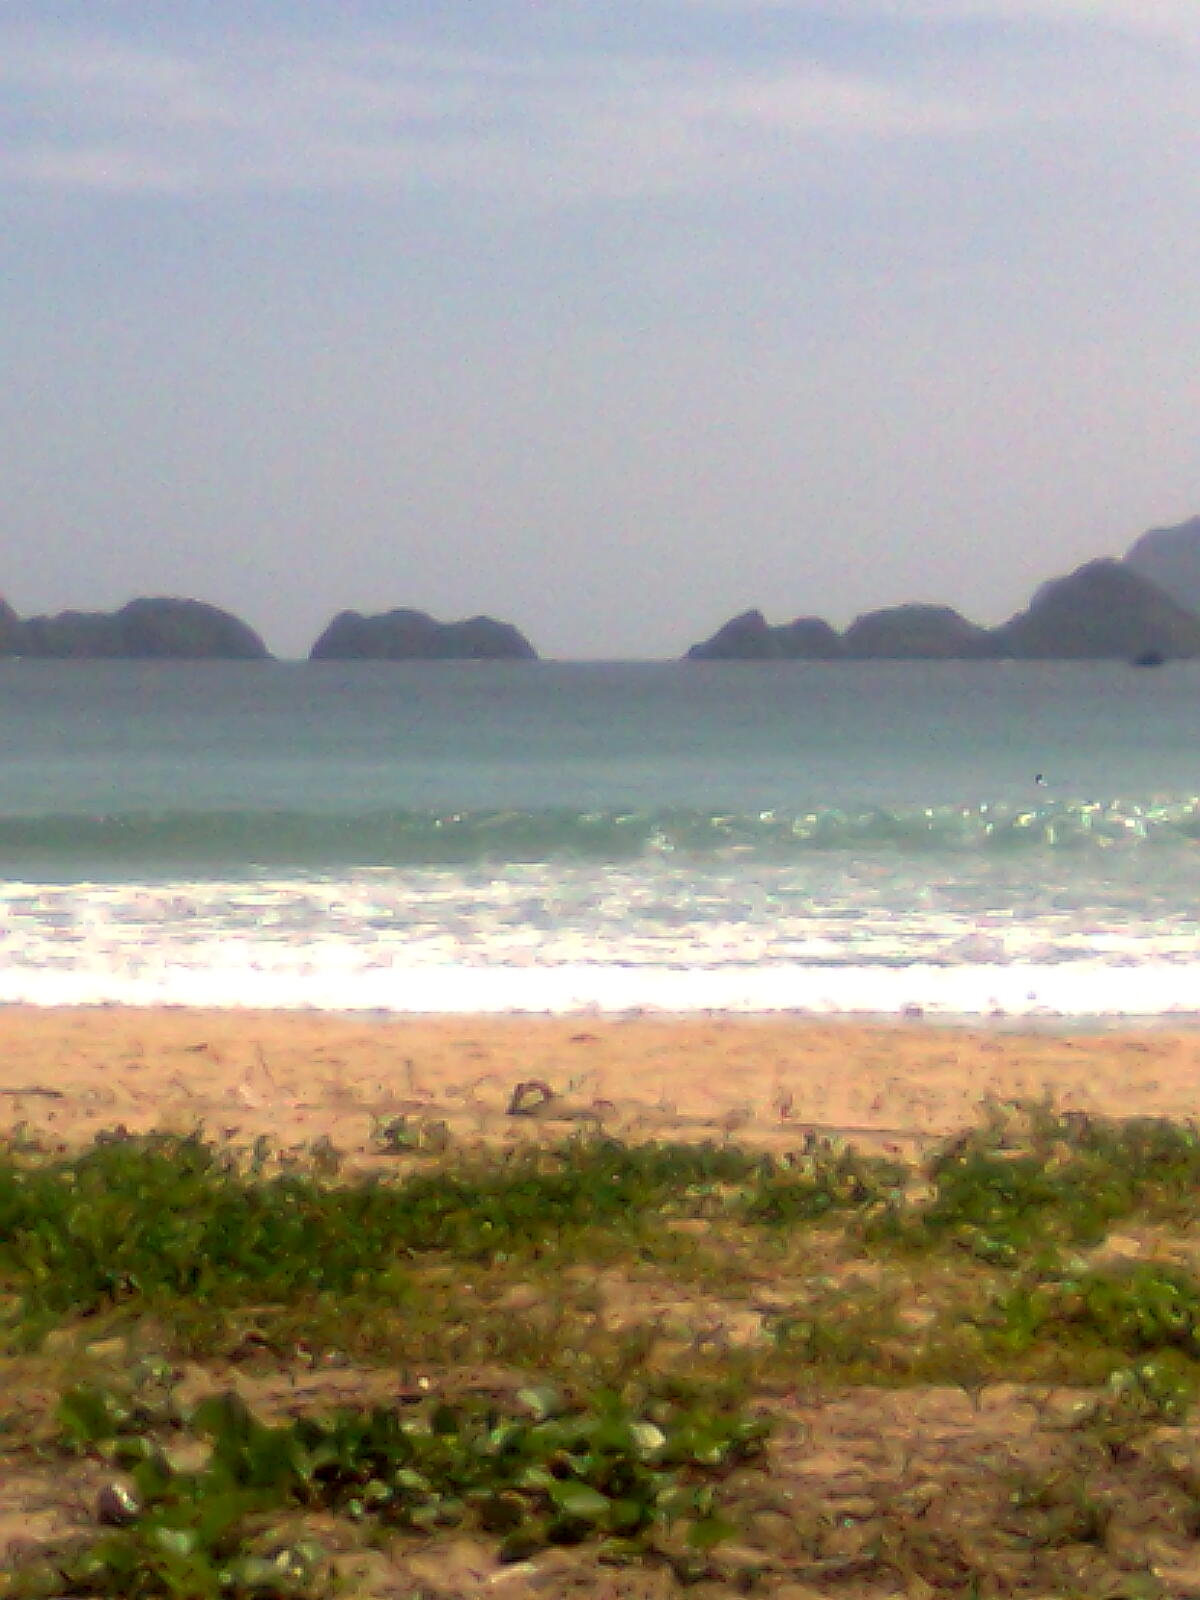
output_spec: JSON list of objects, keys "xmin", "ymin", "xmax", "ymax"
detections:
[{"xmin": 2, "ymin": 658, "xmax": 1199, "ymax": 1019}]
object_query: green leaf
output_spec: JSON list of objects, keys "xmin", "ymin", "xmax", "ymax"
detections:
[
  {"xmin": 150, "ymin": 1525, "xmax": 198, "ymax": 1559},
  {"xmin": 430, "ymin": 1402, "xmax": 460, "ymax": 1435},
  {"xmin": 548, "ymin": 1482, "xmax": 611, "ymax": 1522},
  {"xmin": 516, "ymin": 1385, "xmax": 567, "ymax": 1421},
  {"xmin": 687, "ymin": 1512, "xmax": 736, "ymax": 1550},
  {"xmin": 627, "ymin": 1421, "xmax": 666, "ymax": 1456},
  {"xmin": 57, "ymin": 1383, "xmax": 129, "ymax": 1447},
  {"xmin": 609, "ymin": 1496, "xmax": 649, "ymax": 1532},
  {"xmin": 499, "ymin": 1526, "xmax": 546, "ymax": 1563}
]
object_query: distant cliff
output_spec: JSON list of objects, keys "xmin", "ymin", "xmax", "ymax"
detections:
[
  {"xmin": 2, "ymin": 598, "xmax": 271, "ymax": 660},
  {"xmin": 1125, "ymin": 515, "xmax": 1200, "ymax": 614},
  {"xmin": 310, "ymin": 608, "xmax": 538, "ymax": 661}
]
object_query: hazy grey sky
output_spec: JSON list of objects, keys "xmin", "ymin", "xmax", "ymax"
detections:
[{"xmin": 2, "ymin": 1, "xmax": 1199, "ymax": 658}]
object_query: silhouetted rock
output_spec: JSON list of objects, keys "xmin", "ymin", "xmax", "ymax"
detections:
[
  {"xmin": 118, "ymin": 599, "xmax": 270, "ymax": 659},
  {"xmin": 0, "ymin": 598, "xmax": 25, "ymax": 656},
  {"xmin": 687, "ymin": 610, "xmax": 778, "ymax": 660},
  {"xmin": 775, "ymin": 617, "xmax": 845, "ymax": 658},
  {"xmin": 1125, "ymin": 515, "xmax": 1200, "ymax": 614},
  {"xmin": 310, "ymin": 608, "xmax": 538, "ymax": 661},
  {"xmin": 16, "ymin": 598, "xmax": 271, "ymax": 659},
  {"xmin": 994, "ymin": 559, "xmax": 1200, "ymax": 660},
  {"xmin": 843, "ymin": 604, "xmax": 1001, "ymax": 659},
  {"xmin": 687, "ymin": 610, "xmax": 842, "ymax": 660},
  {"xmin": 20, "ymin": 610, "xmax": 125, "ymax": 657}
]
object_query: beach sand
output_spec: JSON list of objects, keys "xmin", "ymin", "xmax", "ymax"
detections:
[{"xmin": 3, "ymin": 1007, "xmax": 1200, "ymax": 1156}]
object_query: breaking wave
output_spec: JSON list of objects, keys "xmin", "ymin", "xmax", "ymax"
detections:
[{"xmin": 1, "ymin": 798, "xmax": 1199, "ymax": 873}]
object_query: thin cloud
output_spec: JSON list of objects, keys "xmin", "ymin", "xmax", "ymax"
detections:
[
  {"xmin": 0, "ymin": 26, "xmax": 1023, "ymax": 201},
  {"xmin": 680, "ymin": 0, "xmax": 1200, "ymax": 39}
]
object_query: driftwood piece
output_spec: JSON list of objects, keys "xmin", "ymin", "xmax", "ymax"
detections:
[
  {"xmin": 506, "ymin": 1079, "xmax": 555, "ymax": 1117},
  {"xmin": 504, "ymin": 1080, "xmax": 608, "ymax": 1125}
]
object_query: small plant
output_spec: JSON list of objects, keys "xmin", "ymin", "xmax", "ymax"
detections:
[
  {"xmin": 1049, "ymin": 1264, "xmax": 1200, "ymax": 1359},
  {"xmin": 765, "ymin": 1282, "xmax": 905, "ymax": 1379},
  {"xmin": 1006, "ymin": 1465, "xmax": 1115, "ymax": 1549},
  {"xmin": 370, "ymin": 1115, "xmax": 451, "ymax": 1157},
  {"xmin": 741, "ymin": 1137, "xmax": 906, "ymax": 1226}
]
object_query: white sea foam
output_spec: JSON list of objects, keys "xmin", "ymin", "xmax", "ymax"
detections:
[
  {"xmin": 2, "ymin": 956, "xmax": 1200, "ymax": 1017},
  {"xmin": 0, "ymin": 868, "xmax": 1199, "ymax": 1017}
]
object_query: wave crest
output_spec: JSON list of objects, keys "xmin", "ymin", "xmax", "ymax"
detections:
[{"xmin": 0, "ymin": 798, "xmax": 1198, "ymax": 869}]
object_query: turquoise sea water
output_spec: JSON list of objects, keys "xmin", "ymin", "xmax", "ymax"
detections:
[{"xmin": 2, "ymin": 659, "xmax": 1200, "ymax": 1016}]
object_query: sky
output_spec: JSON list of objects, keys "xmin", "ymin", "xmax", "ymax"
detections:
[{"xmin": 2, "ymin": 1, "xmax": 1199, "ymax": 659}]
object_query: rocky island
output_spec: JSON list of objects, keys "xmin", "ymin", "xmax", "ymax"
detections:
[
  {"xmin": 0, "ymin": 597, "xmax": 271, "ymax": 659},
  {"xmin": 686, "ymin": 610, "xmax": 843, "ymax": 660},
  {"xmin": 7, "ymin": 513, "xmax": 1200, "ymax": 663},
  {"xmin": 841, "ymin": 603, "xmax": 1001, "ymax": 659},
  {"xmin": 994, "ymin": 558, "xmax": 1200, "ymax": 660},
  {"xmin": 309, "ymin": 608, "xmax": 538, "ymax": 661},
  {"xmin": 687, "ymin": 538, "xmax": 1200, "ymax": 662}
]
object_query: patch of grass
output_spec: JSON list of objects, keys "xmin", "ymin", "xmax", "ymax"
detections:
[
  {"xmin": 22, "ymin": 1377, "xmax": 768, "ymax": 1596},
  {"xmin": 869, "ymin": 1100, "xmax": 1200, "ymax": 1265},
  {"xmin": 14, "ymin": 1104, "xmax": 1200, "ymax": 1594},
  {"xmin": 740, "ymin": 1136, "xmax": 906, "ymax": 1227},
  {"xmin": 765, "ymin": 1280, "xmax": 905, "ymax": 1379},
  {"xmin": 0, "ymin": 1133, "xmax": 766, "ymax": 1344},
  {"xmin": 1003, "ymin": 1262, "xmax": 1200, "ymax": 1361}
]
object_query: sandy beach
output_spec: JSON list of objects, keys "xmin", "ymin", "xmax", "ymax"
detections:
[{"xmin": 4, "ymin": 1007, "xmax": 1200, "ymax": 1156}]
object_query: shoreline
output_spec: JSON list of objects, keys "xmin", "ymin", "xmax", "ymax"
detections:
[{"xmin": 3, "ymin": 1006, "xmax": 1200, "ymax": 1158}]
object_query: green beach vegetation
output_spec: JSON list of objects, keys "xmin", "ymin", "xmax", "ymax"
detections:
[{"xmin": 7, "ymin": 1103, "xmax": 1200, "ymax": 1594}]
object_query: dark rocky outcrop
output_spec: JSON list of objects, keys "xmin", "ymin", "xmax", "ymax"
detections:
[
  {"xmin": 13, "ymin": 598, "xmax": 271, "ymax": 659},
  {"xmin": 843, "ymin": 604, "xmax": 1000, "ymax": 659},
  {"xmin": 994, "ymin": 559, "xmax": 1200, "ymax": 660},
  {"xmin": 687, "ymin": 603, "xmax": 997, "ymax": 660},
  {"xmin": 687, "ymin": 610, "xmax": 777, "ymax": 660},
  {"xmin": 773, "ymin": 617, "xmax": 844, "ymax": 659},
  {"xmin": 310, "ymin": 608, "xmax": 538, "ymax": 661},
  {"xmin": 0, "ymin": 598, "xmax": 24, "ymax": 656},
  {"xmin": 1125, "ymin": 514, "xmax": 1200, "ymax": 614},
  {"xmin": 687, "ymin": 610, "xmax": 842, "ymax": 660},
  {"xmin": 116, "ymin": 598, "xmax": 270, "ymax": 659},
  {"xmin": 19, "ymin": 610, "xmax": 125, "ymax": 658}
]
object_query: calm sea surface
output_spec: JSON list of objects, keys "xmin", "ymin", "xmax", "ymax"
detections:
[{"xmin": 2, "ymin": 659, "xmax": 1200, "ymax": 1016}]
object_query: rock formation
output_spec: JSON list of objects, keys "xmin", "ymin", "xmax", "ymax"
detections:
[
  {"xmin": 310, "ymin": 608, "xmax": 538, "ymax": 661},
  {"xmin": 685, "ymin": 540, "xmax": 1200, "ymax": 663},
  {"xmin": 774, "ymin": 617, "xmax": 844, "ymax": 658},
  {"xmin": 686, "ymin": 603, "xmax": 997, "ymax": 660},
  {"xmin": 1124, "ymin": 515, "xmax": 1200, "ymax": 614},
  {"xmin": 994, "ymin": 559, "xmax": 1200, "ymax": 660},
  {"xmin": 842, "ymin": 604, "xmax": 1000, "ymax": 659},
  {"xmin": 18, "ymin": 610, "xmax": 124, "ymax": 657},
  {"xmin": 116, "ymin": 597, "xmax": 270, "ymax": 659},
  {"xmin": 687, "ymin": 610, "xmax": 842, "ymax": 660},
  {"xmin": 9, "ymin": 598, "xmax": 271, "ymax": 659},
  {"xmin": 0, "ymin": 598, "xmax": 24, "ymax": 655}
]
